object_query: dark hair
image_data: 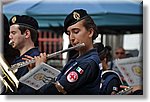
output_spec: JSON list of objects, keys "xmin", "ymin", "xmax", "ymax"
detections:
[
  {"xmin": 94, "ymin": 42, "xmax": 104, "ymax": 53},
  {"xmin": 83, "ymin": 16, "xmax": 98, "ymax": 40},
  {"xmin": 99, "ymin": 46, "xmax": 112, "ymax": 62},
  {"xmin": 18, "ymin": 25, "xmax": 38, "ymax": 45},
  {"xmin": 3, "ymin": 14, "xmax": 9, "ymax": 35}
]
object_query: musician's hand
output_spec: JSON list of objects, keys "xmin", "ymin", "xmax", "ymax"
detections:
[
  {"xmin": 22, "ymin": 55, "xmax": 35, "ymax": 70},
  {"xmin": 34, "ymin": 53, "xmax": 47, "ymax": 66},
  {"xmin": 132, "ymin": 85, "xmax": 142, "ymax": 92},
  {"xmin": 111, "ymin": 91, "xmax": 117, "ymax": 95}
]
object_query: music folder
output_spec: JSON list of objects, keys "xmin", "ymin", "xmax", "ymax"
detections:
[
  {"xmin": 19, "ymin": 63, "xmax": 61, "ymax": 90},
  {"xmin": 114, "ymin": 57, "xmax": 143, "ymax": 86}
]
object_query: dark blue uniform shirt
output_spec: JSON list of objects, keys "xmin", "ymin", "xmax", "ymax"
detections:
[
  {"xmin": 12, "ymin": 47, "xmax": 40, "ymax": 94},
  {"xmin": 39, "ymin": 49, "xmax": 102, "ymax": 95}
]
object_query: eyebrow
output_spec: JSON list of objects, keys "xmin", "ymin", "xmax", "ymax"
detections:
[
  {"xmin": 71, "ymin": 28, "xmax": 80, "ymax": 31},
  {"xmin": 67, "ymin": 28, "xmax": 80, "ymax": 33}
]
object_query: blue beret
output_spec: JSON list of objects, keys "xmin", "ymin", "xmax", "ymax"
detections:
[
  {"xmin": 64, "ymin": 9, "xmax": 89, "ymax": 33},
  {"xmin": 9, "ymin": 15, "xmax": 39, "ymax": 30}
]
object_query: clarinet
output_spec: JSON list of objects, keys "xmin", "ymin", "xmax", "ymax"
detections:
[{"xmin": 9, "ymin": 43, "xmax": 85, "ymax": 71}]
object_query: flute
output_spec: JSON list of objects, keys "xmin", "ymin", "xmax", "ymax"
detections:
[
  {"xmin": 9, "ymin": 40, "xmax": 13, "ymax": 46},
  {"xmin": 115, "ymin": 86, "xmax": 133, "ymax": 95},
  {"xmin": 9, "ymin": 43, "xmax": 85, "ymax": 71}
]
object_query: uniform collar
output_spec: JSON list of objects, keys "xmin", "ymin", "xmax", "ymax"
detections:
[
  {"xmin": 76, "ymin": 48, "xmax": 98, "ymax": 62},
  {"xmin": 15, "ymin": 47, "xmax": 39, "ymax": 60}
]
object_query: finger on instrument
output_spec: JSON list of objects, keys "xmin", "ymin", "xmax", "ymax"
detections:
[{"xmin": 24, "ymin": 55, "xmax": 34, "ymax": 59}]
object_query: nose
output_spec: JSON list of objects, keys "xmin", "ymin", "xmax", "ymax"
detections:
[
  {"xmin": 9, "ymin": 33, "xmax": 12, "ymax": 39},
  {"xmin": 69, "ymin": 33, "xmax": 75, "ymax": 43}
]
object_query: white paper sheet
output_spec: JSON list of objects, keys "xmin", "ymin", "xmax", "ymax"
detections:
[
  {"xmin": 115, "ymin": 57, "xmax": 143, "ymax": 86},
  {"xmin": 19, "ymin": 63, "xmax": 61, "ymax": 90}
]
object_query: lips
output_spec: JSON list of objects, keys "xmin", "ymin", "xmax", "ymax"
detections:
[
  {"xmin": 72, "ymin": 43, "xmax": 78, "ymax": 47},
  {"xmin": 72, "ymin": 42, "xmax": 80, "ymax": 46},
  {"xmin": 9, "ymin": 40, "xmax": 14, "ymax": 46}
]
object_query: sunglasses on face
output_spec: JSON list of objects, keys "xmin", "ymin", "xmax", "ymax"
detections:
[{"xmin": 115, "ymin": 52, "xmax": 125, "ymax": 55}]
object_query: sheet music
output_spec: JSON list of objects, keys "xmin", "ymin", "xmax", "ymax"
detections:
[
  {"xmin": 19, "ymin": 63, "xmax": 61, "ymax": 90},
  {"xmin": 114, "ymin": 57, "xmax": 143, "ymax": 86}
]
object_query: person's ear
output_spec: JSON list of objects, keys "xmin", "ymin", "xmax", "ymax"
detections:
[
  {"xmin": 88, "ymin": 28, "xmax": 94, "ymax": 38},
  {"xmin": 24, "ymin": 29, "xmax": 31, "ymax": 39}
]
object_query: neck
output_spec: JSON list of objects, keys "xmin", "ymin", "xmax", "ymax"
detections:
[
  {"xmin": 78, "ymin": 43, "xmax": 93, "ymax": 56},
  {"xmin": 19, "ymin": 43, "xmax": 35, "ymax": 56}
]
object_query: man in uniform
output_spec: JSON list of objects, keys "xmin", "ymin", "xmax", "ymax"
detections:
[
  {"xmin": 114, "ymin": 47, "xmax": 126, "ymax": 59},
  {"xmin": 26, "ymin": 9, "xmax": 102, "ymax": 95},
  {"xmin": 6, "ymin": 15, "xmax": 40, "ymax": 94},
  {"xmin": 3, "ymin": 14, "xmax": 19, "ymax": 65}
]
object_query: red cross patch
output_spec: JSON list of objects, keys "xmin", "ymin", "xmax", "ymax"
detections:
[{"xmin": 67, "ymin": 71, "xmax": 78, "ymax": 82}]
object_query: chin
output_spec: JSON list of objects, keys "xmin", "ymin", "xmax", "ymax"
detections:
[
  {"xmin": 12, "ymin": 46, "xmax": 17, "ymax": 49},
  {"xmin": 74, "ymin": 48, "xmax": 79, "ymax": 51}
]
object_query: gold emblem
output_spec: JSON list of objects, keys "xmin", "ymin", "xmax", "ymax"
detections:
[
  {"xmin": 12, "ymin": 16, "xmax": 17, "ymax": 23},
  {"xmin": 33, "ymin": 73, "xmax": 45, "ymax": 81},
  {"xmin": 132, "ymin": 66, "xmax": 142, "ymax": 76},
  {"xmin": 73, "ymin": 12, "xmax": 80, "ymax": 20}
]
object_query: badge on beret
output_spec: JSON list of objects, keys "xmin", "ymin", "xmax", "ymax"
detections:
[
  {"xmin": 12, "ymin": 16, "xmax": 17, "ymax": 24},
  {"xmin": 67, "ymin": 71, "xmax": 78, "ymax": 82},
  {"xmin": 73, "ymin": 12, "xmax": 80, "ymax": 20}
]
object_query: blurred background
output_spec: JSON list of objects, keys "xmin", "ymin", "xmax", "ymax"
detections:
[{"xmin": 2, "ymin": 0, "xmax": 143, "ymax": 69}]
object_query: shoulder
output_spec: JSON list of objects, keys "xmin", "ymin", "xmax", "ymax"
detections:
[
  {"xmin": 78, "ymin": 57, "xmax": 99, "ymax": 69},
  {"xmin": 78, "ymin": 53, "xmax": 100, "ymax": 66}
]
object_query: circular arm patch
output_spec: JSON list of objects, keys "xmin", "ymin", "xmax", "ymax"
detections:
[{"xmin": 67, "ymin": 71, "xmax": 78, "ymax": 82}]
